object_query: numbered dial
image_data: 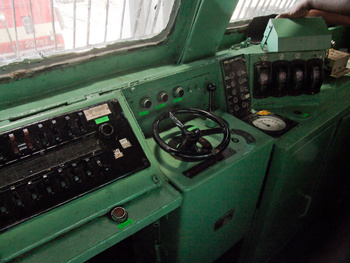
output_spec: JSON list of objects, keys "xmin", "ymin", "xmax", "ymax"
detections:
[{"xmin": 252, "ymin": 116, "xmax": 287, "ymax": 131}]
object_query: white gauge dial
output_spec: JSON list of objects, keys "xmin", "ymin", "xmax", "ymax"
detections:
[{"xmin": 252, "ymin": 116, "xmax": 287, "ymax": 131}]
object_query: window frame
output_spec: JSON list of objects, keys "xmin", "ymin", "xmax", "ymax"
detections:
[{"xmin": 0, "ymin": 0, "xmax": 182, "ymax": 78}]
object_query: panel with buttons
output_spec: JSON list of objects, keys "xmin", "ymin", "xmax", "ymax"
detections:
[
  {"xmin": 221, "ymin": 55, "xmax": 251, "ymax": 119},
  {"xmin": 0, "ymin": 99, "xmax": 150, "ymax": 232}
]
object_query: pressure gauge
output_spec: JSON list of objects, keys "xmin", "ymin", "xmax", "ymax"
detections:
[
  {"xmin": 244, "ymin": 110, "xmax": 298, "ymax": 138},
  {"xmin": 252, "ymin": 116, "xmax": 287, "ymax": 131}
]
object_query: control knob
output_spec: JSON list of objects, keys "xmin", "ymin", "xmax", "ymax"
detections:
[
  {"xmin": 140, "ymin": 97, "xmax": 152, "ymax": 109},
  {"xmin": 158, "ymin": 92, "xmax": 169, "ymax": 103},
  {"xmin": 173, "ymin": 86, "xmax": 184, "ymax": 98}
]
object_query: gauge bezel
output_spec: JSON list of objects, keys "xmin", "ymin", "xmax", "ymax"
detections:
[
  {"xmin": 251, "ymin": 115, "xmax": 287, "ymax": 132},
  {"xmin": 244, "ymin": 112, "xmax": 299, "ymax": 138}
]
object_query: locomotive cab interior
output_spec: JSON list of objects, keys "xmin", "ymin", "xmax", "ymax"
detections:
[{"xmin": 0, "ymin": 0, "xmax": 349, "ymax": 262}]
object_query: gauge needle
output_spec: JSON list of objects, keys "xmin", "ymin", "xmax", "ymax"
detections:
[{"xmin": 261, "ymin": 122, "xmax": 271, "ymax": 127}]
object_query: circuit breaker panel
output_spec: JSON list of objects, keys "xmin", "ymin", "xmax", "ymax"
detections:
[{"xmin": 0, "ymin": 99, "xmax": 150, "ymax": 231}]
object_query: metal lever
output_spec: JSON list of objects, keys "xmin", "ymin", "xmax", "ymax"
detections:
[
  {"xmin": 205, "ymin": 84, "xmax": 218, "ymax": 128},
  {"xmin": 207, "ymin": 83, "xmax": 216, "ymax": 112}
]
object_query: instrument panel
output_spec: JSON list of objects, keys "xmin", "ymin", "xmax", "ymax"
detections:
[
  {"xmin": 248, "ymin": 51, "xmax": 326, "ymax": 100},
  {"xmin": 0, "ymin": 99, "xmax": 150, "ymax": 232},
  {"xmin": 221, "ymin": 55, "xmax": 251, "ymax": 119}
]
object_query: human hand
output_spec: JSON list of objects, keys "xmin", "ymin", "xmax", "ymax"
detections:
[{"xmin": 276, "ymin": 3, "xmax": 310, "ymax": 18}]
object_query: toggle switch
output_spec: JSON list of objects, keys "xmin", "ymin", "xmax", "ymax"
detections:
[
  {"xmin": 65, "ymin": 116, "xmax": 74, "ymax": 138},
  {"xmin": 12, "ymin": 192, "xmax": 24, "ymax": 207},
  {"xmin": 9, "ymin": 133, "xmax": 20, "ymax": 155},
  {"xmin": 23, "ymin": 128, "xmax": 34, "ymax": 150},
  {"xmin": 51, "ymin": 120, "xmax": 62, "ymax": 142},
  {"xmin": 0, "ymin": 204, "xmax": 7, "ymax": 215},
  {"xmin": 77, "ymin": 112, "xmax": 87, "ymax": 133},
  {"xmin": 38, "ymin": 124, "xmax": 49, "ymax": 147}
]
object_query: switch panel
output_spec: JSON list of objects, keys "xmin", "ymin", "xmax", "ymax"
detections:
[
  {"xmin": 0, "ymin": 99, "xmax": 150, "ymax": 232},
  {"xmin": 221, "ymin": 55, "xmax": 251, "ymax": 119},
  {"xmin": 250, "ymin": 51, "xmax": 326, "ymax": 100}
]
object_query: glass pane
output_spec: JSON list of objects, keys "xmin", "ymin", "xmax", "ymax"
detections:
[
  {"xmin": 0, "ymin": 0, "xmax": 176, "ymax": 65},
  {"xmin": 230, "ymin": 0, "xmax": 301, "ymax": 22}
]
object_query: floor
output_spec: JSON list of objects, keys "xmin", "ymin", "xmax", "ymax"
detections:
[
  {"xmin": 214, "ymin": 197, "xmax": 350, "ymax": 263},
  {"xmin": 268, "ymin": 207, "xmax": 350, "ymax": 263}
]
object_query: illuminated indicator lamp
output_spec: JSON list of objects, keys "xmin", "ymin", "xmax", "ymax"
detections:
[
  {"xmin": 156, "ymin": 104, "xmax": 166, "ymax": 110},
  {"xmin": 95, "ymin": 116, "xmax": 109, "ymax": 125},
  {"xmin": 110, "ymin": 207, "xmax": 128, "ymax": 223},
  {"xmin": 174, "ymin": 97, "xmax": 183, "ymax": 103},
  {"xmin": 118, "ymin": 219, "xmax": 133, "ymax": 230},
  {"xmin": 139, "ymin": 111, "xmax": 149, "ymax": 116}
]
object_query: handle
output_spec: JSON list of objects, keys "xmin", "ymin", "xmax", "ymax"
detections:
[{"xmin": 299, "ymin": 194, "xmax": 312, "ymax": 217}]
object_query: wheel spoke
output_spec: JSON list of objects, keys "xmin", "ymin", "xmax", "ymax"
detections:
[
  {"xmin": 169, "ymin": 112, "xmax": 188, "ymax": 133},
  {"xmin": 198, "ymin": 138, "xmax": 213, "ymax": 151},
  {"xmin": 201, "ymin": 127, "xmax": 223, "ymax": 136}
]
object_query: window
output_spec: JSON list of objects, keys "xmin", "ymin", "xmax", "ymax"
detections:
[
  {"xmin": 0, "ymin": 0, "xmax": 176, "ymax": 65},
  {"xmin": 230, "ymin": 0, "xmax": 301, "ymax": 23}
]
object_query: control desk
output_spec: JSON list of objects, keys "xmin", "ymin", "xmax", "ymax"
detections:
[{"xmin": 0, "ymin": 12, "xmax": 349, "ymax": 263}]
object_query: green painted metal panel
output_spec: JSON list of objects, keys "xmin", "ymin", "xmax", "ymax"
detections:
[
  {"xmin": 0, "ymin": 90, "xmax": 182, "ymax": 262},
  {"xmin": 239, "ymin": 79, "xmax": 350, "ymax": 263},
  {"xmin": 262, "ymin": 18, "xmax": 331, "ymax": 52},
  {"xmin": 147, "ymin": 110, "xmax": 274, "ymax": 263},
  {"xmin": 179, "ymin": 0, "xmax": 239, "ymax": 63},
  {"xmin": 9, "ymin": 184, "xmax": 181, "ymax": 263}
]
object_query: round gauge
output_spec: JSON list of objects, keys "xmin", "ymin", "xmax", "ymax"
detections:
[{"xmin": 252, "ymin": 116, "xmax": 287, "ymax": 131}]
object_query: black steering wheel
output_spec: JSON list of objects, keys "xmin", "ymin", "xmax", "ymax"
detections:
[{"xmin": 152, "ymin": 108, "xmax": 230, "ymax": 162}]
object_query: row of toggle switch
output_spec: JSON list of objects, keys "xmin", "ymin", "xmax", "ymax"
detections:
[
  {"xmin": 0, "ymin": 99, "xmax": 151, "ymax": 232},
  {"xmin": 0, "ymin": 111, "xmax": 90, "ymax": 166},
  {"xmin": 0, "ymin": 154, "xmax": 116, "ymax": 231}
]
